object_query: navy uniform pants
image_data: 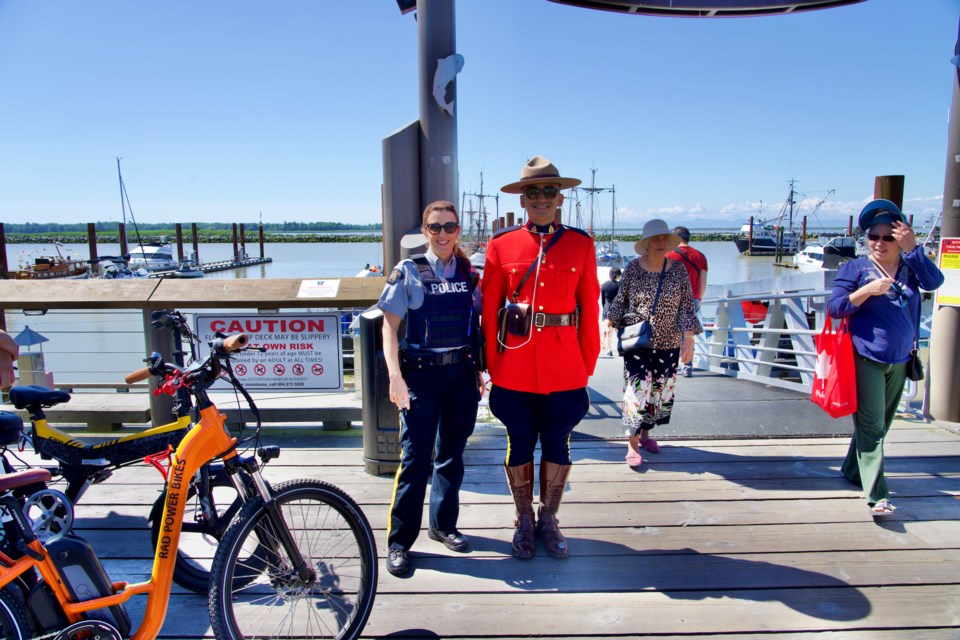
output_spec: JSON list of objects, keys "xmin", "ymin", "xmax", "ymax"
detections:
[
  {"xmin": 387, "ymin": 359, "xmax": 479, "ymax": 551},
  {"xmin": 489, "ymin": 385, "xmax": 591, "ymax": 466}
]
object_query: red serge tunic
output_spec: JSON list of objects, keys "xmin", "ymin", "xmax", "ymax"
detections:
[{"xmin": 480, "ymin": 223, "xmax": 601, "ymax": 394}]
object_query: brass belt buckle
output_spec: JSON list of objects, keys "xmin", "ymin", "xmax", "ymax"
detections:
[{"xmin": 533, "ymin": 312, "xmax": 546, "ymax": 328}]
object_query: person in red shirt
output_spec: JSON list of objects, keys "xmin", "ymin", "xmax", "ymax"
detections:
[
  {"xmin": 481, "ymin": 156, "xmax": 600, "ymax": 560},
  {"xmin": 666, "ymin": 226, "xmax": 708, "ymax": 377}
]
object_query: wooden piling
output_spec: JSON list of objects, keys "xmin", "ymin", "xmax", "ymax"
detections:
[
  {"xmin": 258, "ymin": 224, "xmax": 265, "ymax": 259},
  {"xmin": 239, "ymin": 223, "xmax": 246, "ymax": 258},
  {"xmin": 231, "ymin": 223, "xmax": 239, "ymax": 261},
  {"xmin": 801, "ymin": 216, "xmax": 807, "ymax": 244},
  {"xmin": 874, "ymin": 175, "xmax": 905, "ymax": 208},
  {"xmin": 506, "ymin": 211, "xmax": 514, "ymax": 227},
  {"xmin": 87, "ymin": 224, "xmax": 98, "ymax": 263},
  {"xmin": 848, "ymin": 215, "xmax": 854, "ymax": 235},
  {"xmin": 191, "ymin": 223, "xmax": 200, "ymax": 262},
  {"xmin": 1, "ymin": 223, "xmax": 9, "ymax": 280},
  {"xmin": 175, "ymin": 224, "xmax": 184, "ymax": 262},
  {"xmin": 748, "ymin": 216, "xmax": 755, "ymax": 256},
  {"xmin": 119, "ymin": 222, "xmax": 128, "ymax": 257}
]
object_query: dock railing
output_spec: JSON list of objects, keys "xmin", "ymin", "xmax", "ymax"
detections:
[
  {"xmin": 0, "ymin": 277, "xmax": 383, "ymax": 425},
  {"xmin": 696, "ymin": 268, "xmax": 927, "ymax": 412}
]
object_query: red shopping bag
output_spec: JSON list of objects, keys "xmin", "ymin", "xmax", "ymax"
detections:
[{"xmin": 811, "ymin": 314, "xmax": 857, "ymax": 418}]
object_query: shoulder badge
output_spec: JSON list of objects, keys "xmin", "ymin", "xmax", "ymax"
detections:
[
  {"xmin": 564, "ymin": 225, "xmax": 591, "ymax": 238},
  {"xmin": 387, "ymin": 267, "xmax": 404, "ymax": 285}
]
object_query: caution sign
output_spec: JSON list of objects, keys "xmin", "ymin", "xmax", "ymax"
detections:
[
  {"xmin": 194, "ymin": 313, "xmax": 343, "ymax": 391},
  {"xmin": 937, "ymin": 238, "xmax": 960, "ymax": 308}
]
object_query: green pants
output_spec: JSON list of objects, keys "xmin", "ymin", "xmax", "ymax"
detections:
[{"xmin": 841, "ymin": 355, "xmax": 906, "ymax": 504}]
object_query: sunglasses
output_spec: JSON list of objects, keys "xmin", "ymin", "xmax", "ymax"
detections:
[
  {"xmin": 522, "ymin": 186, "xmax": 560, "ymax": 200},
  {"xmin": 867, "ymin": 233, "xmax": 896, "ymax": 243},
  {"xmin": 425, "ymin": 221, "xmax": 460, "ymax": 235}
]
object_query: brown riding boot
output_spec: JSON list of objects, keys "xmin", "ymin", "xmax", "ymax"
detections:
[
  {"xmin": 504, "ymin": 462, "xmax": 536, "ymax": 559},
  {"xmin": 536, "ymin": 461, "xmax": 572, "ymax": 559}
]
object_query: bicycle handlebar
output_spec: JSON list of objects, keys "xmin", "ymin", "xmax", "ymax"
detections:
[
  {"xmin": 125, "ymin": 333, "xmax": 250, "ymax": 386},
  {"xmin": 125, "ymin": 368, "xmax": 152, "ymax": 384}
]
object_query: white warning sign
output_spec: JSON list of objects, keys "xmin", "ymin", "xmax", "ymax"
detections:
[{"xmin": 194, "ymin": 313, "xmax": 343, "ymax": 391}]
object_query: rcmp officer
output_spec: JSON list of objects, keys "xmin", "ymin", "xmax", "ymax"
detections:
[
  {"xmin": 378, "ymin": 200, "xmax": 484, "ymax": 576},
  {"xmin": 481, "ymin": 156, "xmax": 601, "ymax": 559}
]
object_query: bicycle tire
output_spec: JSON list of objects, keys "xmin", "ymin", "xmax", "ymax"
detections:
[
  {"xmin": 208, "ymin": 479, "xmax": 378, "ymax": 640},
  {"xmin": 149, "ymin": 468, "xmax": 250, "ymax": 594},
  {"xmin": 0, "ymin": 587, "xmax": 31, "ymax": 640}
]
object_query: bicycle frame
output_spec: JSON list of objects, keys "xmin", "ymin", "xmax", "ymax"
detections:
[{"xmin": 0, "ymin": 402, "xmax": 238, "ymax": 639}]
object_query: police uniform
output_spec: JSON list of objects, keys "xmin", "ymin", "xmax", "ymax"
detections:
[
  {"xmin": 480, "ymin": 219, "xmax": 600, "ymax": 559},
  {"xmin": 378, "ymin": 249, "xmax": 481, "ymax": 555}
]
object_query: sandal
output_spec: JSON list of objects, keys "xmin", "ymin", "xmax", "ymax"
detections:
[
  {"xmin": 640, "ymin": 437, "xmax": 660, "ymax": 453},
  {"xmin": 870, "ymin": 499, "xmax": 896, "ymax": 517},
  {"xmin": 625, "ymin": 448, "xmax": 642, "ymax": 468}
]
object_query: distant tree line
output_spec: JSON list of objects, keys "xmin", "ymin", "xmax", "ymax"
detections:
[{"xmin": 3, "ymin": 221, "xmax": 381, "ymax": 234}]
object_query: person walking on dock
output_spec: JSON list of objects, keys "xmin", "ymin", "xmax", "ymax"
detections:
[
  {"xmin": 600, "ymin": 267, "xmax": 622, "ymax": 357},
  {"xmin": 828, "ymin": 199, "xmax": 943, "ymax": 517},
  {"xmin": 482, "ymin": 156, "xmax": 600, "ymax": 559},
  {"xmin": 666, "ymin": 226, "xmax": 708, "ymax": 377},
  {"xmin": 605, "ymin": 219, "xmax": 702, "ymax": 468},
  {"xmin": 378, "ymin": 200, "xmax": 485, "ymax": 576}
]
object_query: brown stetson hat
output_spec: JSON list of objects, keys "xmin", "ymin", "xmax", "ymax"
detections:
[{"xmin": 501, "ymin": 155, "xmax": 582, "ymax": 194}]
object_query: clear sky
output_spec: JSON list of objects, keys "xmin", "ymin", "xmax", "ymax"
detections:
[{"xmin": 1, "ymin": 0, "xmax": 957, "ymax": 231}]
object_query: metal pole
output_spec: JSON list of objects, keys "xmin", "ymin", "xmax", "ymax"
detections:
[
  {"xmin": 929, "ymin": 21, "xmax": 960, "ymax": 423},
  {"xmin": 417, "ymin": 0, "xmax": 459, "ymax": 208}
]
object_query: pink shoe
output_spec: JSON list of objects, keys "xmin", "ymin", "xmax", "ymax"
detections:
[
  {"xmin": 640, "ymin": 437, "xmax": 660, "ymax": 453},
  {"xmin": 625, "ymin": 448, "xmax": 642, "ymax": 468}
]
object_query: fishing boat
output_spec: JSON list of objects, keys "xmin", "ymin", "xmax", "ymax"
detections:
[
  {"xmin": 734, "ymin": 180, "xmax": 830, "ymax": 256},
  {"xmin": 174, "ymin": 260, "xmax": 204, "ymax": 279},
  {"xmin": 9, "ymin": 244, "xmax": 90, "ymax": 280}
]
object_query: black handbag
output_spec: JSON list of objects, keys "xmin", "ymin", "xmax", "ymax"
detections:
[
  {"xmin": 616, "ymin": 261, "xmax": 666, "ymax": 356},
  {"xmin": 906, "ymin": 348, "xmax": 924, "ymax": 382}
]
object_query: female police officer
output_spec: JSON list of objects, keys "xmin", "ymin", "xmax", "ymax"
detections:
[{"xmin": 378, "ymin": 200, "xmax": 484, "ymax": 576}]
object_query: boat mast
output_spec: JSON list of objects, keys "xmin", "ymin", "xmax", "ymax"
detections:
[{"xmin": 788, "ymin": 178, "xmax": 797, "ymax": 230}]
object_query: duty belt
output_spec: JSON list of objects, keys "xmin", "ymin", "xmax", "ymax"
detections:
[
  {"xmin": 401, "ymin": 347, "xmax": 468, "ymax": 368},
  {"xmin": 533, "ymin": 312, "xmax": 578, "ymax": 328}
]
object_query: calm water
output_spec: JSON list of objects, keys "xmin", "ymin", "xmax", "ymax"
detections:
[
  {"xmin": 3, "ymin": 240, "xmax": 785, "ymax": 382},
  {"xmin": 5, "ymin": 239, "xmax": 780, "ymax": 284}
]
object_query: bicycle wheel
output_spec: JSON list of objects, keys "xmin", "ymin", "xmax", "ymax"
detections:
[
  {"xmin": 0, "ymin": 587, "xmax": 31, "ymax": 640},
  {"xmin": 150, "ymin": 468, "xmax": 250, "ymax": 593},
  {"xmin": 209, "ymin": 479, "xmax": 377, "ymax": 640}
]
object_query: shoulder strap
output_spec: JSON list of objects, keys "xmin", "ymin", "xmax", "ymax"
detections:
[
  {"xmin": 675, "ymin": 248, "xmax": 701, "ymax": 274},
  {"xmin": 650, "ymin": 260, "xmax": 667, "ymax": 317},
  {"xmin": 510, "ymin": 227, "xmax": 566, "ymax": 302},
  {"xmin": 411, "ymin": 254, "xmax": 437, "ymax": 283}
]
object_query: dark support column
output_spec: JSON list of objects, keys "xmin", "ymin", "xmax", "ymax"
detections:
[
  {"xmin": 930, "ymin": 26, "xmax": 960, "ymax": 423},
  {"xmin": 506, "ymin": 211, "xmax": 515, "ymax": 227},
  {"xmin": 417, "ymin": 0, "xmax": 458, "ymax": 209},
  {"xmin": 231, "ymin": 223, "xmax": 239, "ymax": 261},
  {"xmin": 801, "ymin": 216, "xmax": 807, "ymax": 244},
  {"xmin": 175, "ymin": 224, "xmax": 184, "ymax": 262},
  {"xmin": 119, "ymin": 223, "xmax": 128, "ymax": 258},
  {"xmin": 143, "ymin": 310, "xmax": 176, "ymax": 426},
  {"xmin": 382, "ymin": 121, "xmax": 421, "ymax": 272},
  {"xmin": 191, "ymin": 223, "xmax": 200, "ymax": 262},
  {"xmin": 239, "ymin": 223, "xmax": 246, "ymax": 258},
  {"xmin": 847, "ymin": 216, "xmax": 853, "ymax": 236},
  {"xmin": 258, "ymin": 223, "xmax": 265, "ymax": 258},
  {"xmin": 748, "ymin": 216, "xmax": 754, "ymax": 256},
  {"xmin": 87, "ymin": 224, "xmax": 98, "ymax": 263},
  {"xmin": 1, "ymin": 223, "xmax": 9, "ymax": 279}
]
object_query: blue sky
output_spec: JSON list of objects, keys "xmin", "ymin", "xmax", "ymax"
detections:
[{"xmin": 1, "ymin": 0, "xmax": 957, "ymax": 231}]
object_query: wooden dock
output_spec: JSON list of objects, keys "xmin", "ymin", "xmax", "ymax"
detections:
[
  {"xmin": 147, "ymin": 256, "xmax": 273, "ymax": 278},
  {"xmin": 22, "ymin": 407, "xmax": 960, "ymax": 639}
]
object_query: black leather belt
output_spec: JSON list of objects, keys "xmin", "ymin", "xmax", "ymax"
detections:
[
  {"xmin": 401, "ymin": 347, "xmax": 467, "ymax": 368},
  {"xmin": 533, "ymin": 312, "xmax": 577, "ymax": 328}
]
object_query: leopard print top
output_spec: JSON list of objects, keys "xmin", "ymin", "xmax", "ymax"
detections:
[{"xmin": 606, "ymin": 258, "xmax": 703, "ymax": 349}]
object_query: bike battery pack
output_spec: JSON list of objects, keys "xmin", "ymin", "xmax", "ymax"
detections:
[{"xmin": 46, "ymin": 534, "xmax": 131, "ymax": 636}]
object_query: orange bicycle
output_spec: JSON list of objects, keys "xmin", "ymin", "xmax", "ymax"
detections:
[{"xmin": 0, "ymin": 333, "xmax": 377, "ymax": 640}]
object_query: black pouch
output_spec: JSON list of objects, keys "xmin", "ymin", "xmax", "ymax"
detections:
[{"xmin": 503, "ymin": 303, "xmax": 531, "ymax": 336}]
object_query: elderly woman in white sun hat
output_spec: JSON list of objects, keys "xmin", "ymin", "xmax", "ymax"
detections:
[{"xmin": 605, "ymin": 219, "xmax": 702, "ymax": 468}]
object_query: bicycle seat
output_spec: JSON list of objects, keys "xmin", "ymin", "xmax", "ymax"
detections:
[
  {"xmin": 8, "ymin": 386, "xmax": 72, "ymax": 410},
  {"xmin": 0, "ymin": 468, "xmax": 51, "ymax": 494}
]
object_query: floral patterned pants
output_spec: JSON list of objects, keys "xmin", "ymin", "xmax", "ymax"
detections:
[{"xmin": 622, "ymin": 347, "xmax": 680, "ymax": 436}]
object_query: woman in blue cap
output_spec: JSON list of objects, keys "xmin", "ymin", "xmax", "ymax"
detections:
[{"xmin": 827, "ymin": 199, "xmax": 943, "ymax": 517}]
